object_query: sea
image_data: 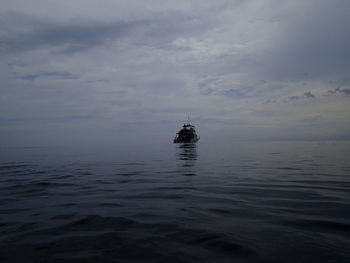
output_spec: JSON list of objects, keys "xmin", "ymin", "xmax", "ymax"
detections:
[{"xmin": 0, "ymin": 140, "xmax": 349, "ymax": 262}]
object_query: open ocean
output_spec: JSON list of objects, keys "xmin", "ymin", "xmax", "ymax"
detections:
[{"xmin": 0, "ymin": 140, "xmax": 349, "ymax": 262}]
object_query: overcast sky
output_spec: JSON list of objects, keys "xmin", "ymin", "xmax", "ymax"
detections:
[{"xmin": 1, "ymin": 0, "xmax": 349, "ymax": 146}]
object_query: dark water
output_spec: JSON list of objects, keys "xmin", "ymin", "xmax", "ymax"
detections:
[{"xmin": 1, "ymin": 141, "xmax": 350, "ymax": 262}]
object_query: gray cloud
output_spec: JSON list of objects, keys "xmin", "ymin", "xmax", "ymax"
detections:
[
  {"xmin": 327, "ymin": 87, "xmax": 350, "ymax": 96},
  {"xmin": 0, "ymin": 11, "xmax": 210, "ymax": 54},
  {"xmin": 303, "ymin": 92, "xmax": 315, "ymax": 99},
  {"xmin": 0, "ymin": 16, "xmax": 140, "ymax": 54},
  {"xmin": 18, "ymin": 71, "xmax": 77, "ymax": 80},
  {"xmin": 287, "ymin": 91, "xmax": 315, "ymax": 101},
  {"xmin": 257, "ymin": 0, "xmax": 350, "ymax": 83}
]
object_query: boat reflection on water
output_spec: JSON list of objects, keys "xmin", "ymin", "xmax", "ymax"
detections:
[{"xmin": 176, "ymin": 143, "xmax": 197, "ymax": 176}]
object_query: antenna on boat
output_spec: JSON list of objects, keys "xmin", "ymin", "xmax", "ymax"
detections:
[{"xmin": 187, "ymin": 113, "xmax": 190, "ymax": 123}]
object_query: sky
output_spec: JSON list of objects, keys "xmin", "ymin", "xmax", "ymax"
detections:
[{"xmin": 1, "ymin": 0, "xmax": 350, "ymax": 146}]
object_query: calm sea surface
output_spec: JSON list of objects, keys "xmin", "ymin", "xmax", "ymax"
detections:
[{"xmin": 0, "ymin": 141, "xmax": 350, "ymax": 262}]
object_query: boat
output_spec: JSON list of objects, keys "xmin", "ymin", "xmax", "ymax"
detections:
[{"xmin": 173, "ymin": 117, "xmax": 200, "ymax": 143}]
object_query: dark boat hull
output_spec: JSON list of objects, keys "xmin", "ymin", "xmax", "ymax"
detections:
[
  {"xmin": 173, "ymin": 122, "xmax": 199, "ymax": 143},
  {"xmin": 173, "ymin": 137, "xmax": 199, "ymax": 143}
]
